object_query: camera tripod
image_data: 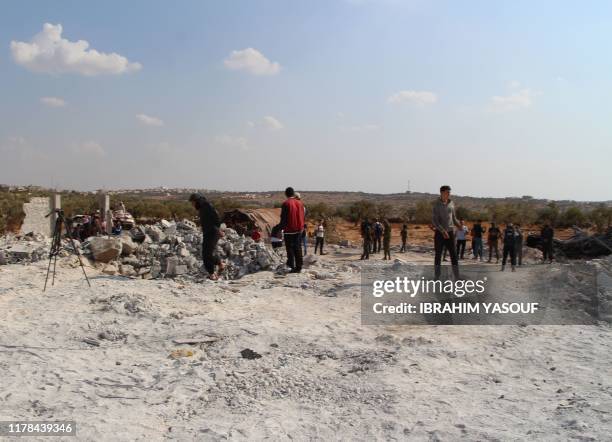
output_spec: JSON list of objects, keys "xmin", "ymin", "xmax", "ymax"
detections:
[{"xmin": 44, "ymin": 209, "xmax": 91, "ymax": 291}]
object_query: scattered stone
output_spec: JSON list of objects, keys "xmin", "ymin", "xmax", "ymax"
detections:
[
  {"xmin": 102, "ymin": 264, "xmax": 118, "ymax": 275},
  {"xmin": 82, "ymin": 337, "xmax": 101, "ymax": 347},
  {"xmin": 172, "ymin": 336, "xmax": 220, "ymax": 345},
  {"xmin": 169, "ymin": 349, "xmax": 194, "ymax": 359},
  {"xmin": 303, "ymin": 254, "xmax": 319, "ymax": 267},
  {"xmin": 89, "ymin": 237, "xmax": 122, "ymax": 263},
  {"xmin": 240, "ymin": 348, "xmax": 262, "ymax": 360},
  {"xmin": 119, "ymin": 264, "xmax": 136, "ymax": 277},
  {"xmin": 119, "ymin": 233, "xmax": 137, "ymax": 256}
]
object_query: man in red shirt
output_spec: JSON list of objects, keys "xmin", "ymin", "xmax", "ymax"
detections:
[{"xmin": 279, "ymin": 187, "xmax": 305, "ymax": 273}]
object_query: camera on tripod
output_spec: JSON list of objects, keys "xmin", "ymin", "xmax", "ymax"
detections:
[
  {"xmin": 43, "ymin": 207, "xmax": 91, "ymax": 291},
  {"xmin": 45, "ymin": 208, "xmax": 67, "ymax": 219}
]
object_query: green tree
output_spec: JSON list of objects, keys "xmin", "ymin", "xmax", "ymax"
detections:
[
  {"xmin": 414, "ymin": 200, "xmax": 434, "ymax": 224},
  {"xmin": 559, "ymin": 207, "xmax": 586, "ymax": 227}
]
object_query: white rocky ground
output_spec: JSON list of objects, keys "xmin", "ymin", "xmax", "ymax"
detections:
[{"xmin": 0, "ymin": 247, "xmax": 610, "ymax": 441}]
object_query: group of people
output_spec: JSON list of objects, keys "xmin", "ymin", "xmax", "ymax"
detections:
[
  {"xmin": 190, "ymin": 187, "xmax": 311, "ymax": 279},
  {"xmin": 359, "ymin": 219, "xmax": 393, "ymax": 260},
  {"xmin": 188, "ymin": 185, "xmax": 557, "ymax": 280},
  {"xmin": 432, "ymin": 185, "xmax": 555, "ymax": 279},
  {"xmin": 71, "ymin": 211, "xmax": 105, "ymax": 241}
]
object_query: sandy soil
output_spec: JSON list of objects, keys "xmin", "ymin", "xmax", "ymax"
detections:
[{"xmin": 0, "ymin": 247, "xmax": 610, "ymax": 441}]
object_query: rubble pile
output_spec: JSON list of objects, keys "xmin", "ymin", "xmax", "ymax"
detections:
[
  {"xmin": 0, "ymin": 232, "xmax": 49, "ymax": 265},
  {"xmin": 83, "ymin": 219, "xmax": 283, "ymax": 280}
]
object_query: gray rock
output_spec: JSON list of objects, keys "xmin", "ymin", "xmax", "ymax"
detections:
[{"xmin": 119, "ymin": 233, "xmax": 137, "ymax": 256}]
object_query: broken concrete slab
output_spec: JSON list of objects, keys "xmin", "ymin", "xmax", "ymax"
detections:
[{"xmin": 89, "ymin": 237, "xmax": 122, "ymax": 263}]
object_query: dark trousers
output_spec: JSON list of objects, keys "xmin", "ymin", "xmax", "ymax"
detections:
[
  {"xmin": 202, "ymin": 232, "xmax": 221, "ymax": 274},
  {"xmin": 284, "ymin": 232, "xmax": 303, "ymax": 271},
  {"xmin": 314, "ymin": 237, "xmax": 324, "ymax": 254},
  {"xmin": 375, "ymin": 236, "xmax": 382, "ymax": 253},
  {"xmin": 472, "ymin": 237, "xmax": 483, "ymax": 259},
  {"xmin": 400, "ymin": 237, "xmax": 407, "ymax": 252},
  {"xmin": 488, "ymin": 241, "xmax": 499, "ymax": 261},
  {"xmin": 434, "ymin": 230, "xmax": 459, "ymax": 279},
  {"xmin": 361, "ymin": 239, "xmax": 370, "ymax": 260},
  {"xmin": 502, "ymin": 244, "xmax": 516, "ymax": 266},
  {"xmin": 543, "ymin": 241, "xmax": 553, "ymax": 261},
  {"xmin": 456, "ymin": 239, "xmax": 466, "ymax": 259},
  {"xmin": 383, "ymin": 240, "xmax": 391, "ymax": 259}
]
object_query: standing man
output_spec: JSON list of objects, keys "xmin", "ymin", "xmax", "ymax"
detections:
[
  {"xmin": 514, "ymin": 224, "xmax": 524, "ymax": 266},
  {"xmin": 314, "ymin": 220, "xmax": 325, "ymax": 255},
  {"xmin": 400, "ymin": 224, "xmax": 408, "ymax": 252},
  {"xmin": 382, "ymin": 219, "xmax": 392, "ymax": 260},
  {"xmin": 189, "ymin": 193, "xmax": 224, "ymax": 280},
  {"xmin": 374, "ymin": 220, "xmax": 383, "ymax": 253},
  {"xmin": 302, "ymin": 223, "xmax": 309, "ymax": 255},
  {"xmin": 360, "ymin": 218, "xmax": 371, "ymax": 260},
  {"xmin": 541, "ymin": 223, "xmax": 554, "ymax": 263},
  {"xmin": 455, "ymin": 219, "xmax": 469, "ymax": 259},
  {"xmin": 279, "ymin": 187, "xmax": 305, "ymax": 273},
  {"xmin": 432, "ymin": 185, "xmax": 461, "ymax": 280},
  {"xmin": 471, "ymin": 220, "xmax": 485, "ymax": 261},
  {"xmin": 501, "ymin": 222, "xmax": 517, "ymax": 272},
  {"xmin": 487, "ymin": 222, "xmax": 501, "ymax": 263}
]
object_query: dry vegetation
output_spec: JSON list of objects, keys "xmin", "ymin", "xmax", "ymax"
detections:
[{"xmin": 1, "ymin": 187, "xmax": 611, "ymax": 235}]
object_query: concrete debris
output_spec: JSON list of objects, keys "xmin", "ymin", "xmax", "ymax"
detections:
[
  {"xmin": 0, "ymin": 233, "xmax": 49, "ymax": 264},
  {"xmin": 119, "ymin": 233, "xmax": 138, "ymax": 256},
  {"xmin": 89, "ymin": 237, "xmax": 123, "ymax": 263},
  {"xmin": 79, "ymin": 220, "xmax": 282, "ymax": 280},
  {"xmin": 0, "ymin": 217, "xmax": 284, "ymax": 280}
]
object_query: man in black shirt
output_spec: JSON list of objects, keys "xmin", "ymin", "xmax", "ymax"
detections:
[
  {"xmin": 190, "ymin": 193, "xmax": 223, "ymax": 280},
  {"xmin": 501, "ymin": 223, "xmax": 517, "ymax": 272},
  {"xmin": 471, "ymin": 220, "xmax": 485, "ymax": 261},
  {"xmin": 487, "ymin": 222, "xmax": 501, "ymax": 263},
  {"xmin": 541, "ymin": 224, "xmax": 554, "ymax": 263},
  {"xmin": 360, "ymin": 218, "xmax": 372, "ymax": 260}
]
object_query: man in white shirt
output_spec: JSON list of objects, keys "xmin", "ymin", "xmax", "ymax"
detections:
[
  {"xmin": 455, "ymin": 219, "xmax": 469, "ymax": 260},
  {"xmin": 314, "ymin": 220, "xmax": 325, "ymax": 255}
]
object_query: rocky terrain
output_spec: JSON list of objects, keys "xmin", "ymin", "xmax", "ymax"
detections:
[{"xmin": 0, "ymin": 241, "xmax": 611, "ymax": 440}]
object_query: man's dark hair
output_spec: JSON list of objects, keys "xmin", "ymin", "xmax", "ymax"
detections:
[
  {"xmin": 440, "ymin": 185, "xmax": 451, "ymax": 192},
  {"xmin": 477, "ymin": 219, "xmax": 482, "ymax": 223},
  {"xmin": 189, "ymin": 193, "xmax": 206, "ymax": 202},
  {"xmin": 285, "ymin": 187, "xmax": 295, "ymax": 197}
]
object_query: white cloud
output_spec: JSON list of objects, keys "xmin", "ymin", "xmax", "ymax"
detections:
[
  {"xmin": 40, "ymin": 96, "xmax": 66, "ymax": 107},
  {"xmin": 508, "ymin": 80, "xmax": 521, "ymax": 89},
  {"xmin": 223, "ymin": 48, "xmax": 281, "ymax": 76},
  {"xmin": 214, "ymin": 135, "xmax": 249, "ymax": 150},
  {"xmin": 72, "ymin": 140, "xmax": 105, "ymax": 157},
  {"xmin": 136, "ymin": 113, "xmax": 164, "ymax": 127},
  {"xmin": 387, "ymin": 90, "xmax": 437, "ymax": 105},
  {"xmin": 246, "ymin": 116, "xmax": 284, "ymax": 130},
  {"xmin": 262, "ymin": 116, "xmax": 284, "ymax": 130},
  {"xmin": 11, "ymin": 23, "xmax": 142, "ymax": 76},
  {"xmin": 490, "ymin": 89, "xmax": 537, "ymax": 112}
]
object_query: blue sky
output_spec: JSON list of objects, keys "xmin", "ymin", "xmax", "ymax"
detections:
[{"xmin": 1, "ymin": 0, "xmax": 611, "ymax": 200}]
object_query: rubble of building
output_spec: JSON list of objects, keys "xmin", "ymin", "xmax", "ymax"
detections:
[
  {"xmin": 82, "ymin": 219, "xmax": 283, "ymax": 280},
  {"xmin": 0, "ymin": 232, "xmax": 49, "ymax": 265},
  {"xmin": 1, "ymin": 215, "xmax": 283, "ymax": 280}
]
